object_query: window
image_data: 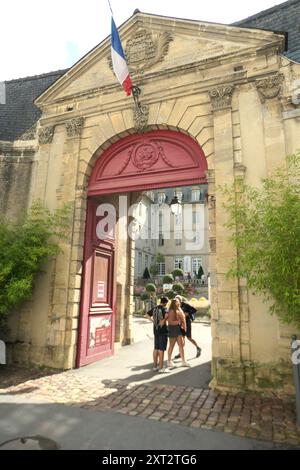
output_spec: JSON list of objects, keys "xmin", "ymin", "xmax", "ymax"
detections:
[
  {"xmin": 145, "ymin": 254, "xmax": 149, "ymax": 268},
  {"xmin": 175, "ymin": 232, "xmax": 182, "ymax": 246},
  {"xmin": 191, "ymin": 189, "xmax": 200, "ymax": 202},
  {"xmin": 192, "ymin": 258, "xmax": 202, "ymax": 275},
  {"xmin": 193, "ymin": 211, "xmax": 201, "ymax": 224},
  {"xmin": 157, "ymin": 192, "xmax": 166, "ymax": 204},
  {"xmin": 138, "ymin": 252, "xmax": 142, "ymax": 274},
  {"xmin": 176, "ymin": 191, "xmax": 183, "ymax": 202},
  {"xmin": 175, "ymin": 213, "xmax": 182, "ymax": 226},
  {"xmin": 174, "ymin": 257, "xmax": 183, "ymax": 270},
  {"xmin": 157, "ymin": 262, "xmax": 166, "ymax": 276},
  {"xmin": 159, "ymin": 233, "xmax": 164, "ymax": 246},
  {"xmin": 159, "ymin": 212, "xmax": 163, "ymax": 229}
]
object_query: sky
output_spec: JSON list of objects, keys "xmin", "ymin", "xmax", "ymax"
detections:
[{"xmin": 0, "ymin": 0, "xmax": 286, "ymax": 81}]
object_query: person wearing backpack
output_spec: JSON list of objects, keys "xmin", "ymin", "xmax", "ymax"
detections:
[
  {"xmin": 146, "ymin": 296, "xmax": 169, "ymax": 373},
  {"xmin": 174, "ymin": 295, "xmax": 202, "ymax": 359}
]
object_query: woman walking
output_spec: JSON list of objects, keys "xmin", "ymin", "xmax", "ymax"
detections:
[{"xmin": 167, "ymin": 298, "xmax": 191, "ymax": 368}]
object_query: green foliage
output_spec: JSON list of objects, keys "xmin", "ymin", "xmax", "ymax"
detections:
[
  {"xmin": 163, "ymin": 274, "xmax": 174, "ymax": 284},
  {"xmin": 173, "ymin": 282, "xmax": 184, "ymax": 294},
  {"xmin": 140, "ymin": 292, "xmax": 150, "ymax": 301},
  {"xmin": 172, "ymin": 268, "xmax": 184, "ymax": 278},
  {"xmin": 149, "ymin": 264, "xmax": 158, "ymax": 276},
  {"xmin": 197, "ymin": 265, "xmax": 204, "ymax": 279},
  {"xmin": 156, "ymin": 253, "xmax": 165, "ymax": 264},
  {"xmin": 223, "ymin": 152, "xmax": 300, "ymax": 327},
  {"xmin": 142, "ymin": 267, "xmax": 151, "ymax": 280},
  {"xmin": 145, "ymin": 283, "xmax": 156, "ymax": 294},
  {"xmin": 165, "ymin": 290, "xmax": 175, "ymax": 300},
  {"xmin": 0, "ymin": 201, "xmax": 71, "ymax": 334}
]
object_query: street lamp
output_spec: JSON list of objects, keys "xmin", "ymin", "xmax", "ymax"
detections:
[{"xmin": 170, "ymin": 193, "xmax": 182, "ymax": 215}]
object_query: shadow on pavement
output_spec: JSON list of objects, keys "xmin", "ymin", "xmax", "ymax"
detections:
[{"xmin": 0, "ymin": 364, "xmax": 61, "ymax": 389}]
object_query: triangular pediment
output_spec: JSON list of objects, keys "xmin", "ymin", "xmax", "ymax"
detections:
[{"xmin": 35, "ymin": 12, "xmax": 285, "ymax": 106}]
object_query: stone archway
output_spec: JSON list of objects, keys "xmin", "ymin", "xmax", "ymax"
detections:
[{"xmin": 76, "ymin": 129, "xmax": 208, "ymax": 367}]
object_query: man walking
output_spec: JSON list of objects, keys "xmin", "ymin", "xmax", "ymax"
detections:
[
  {"xmin": 146, "ymin": 296, "xmax": 169, "ymax": 373},
  {"xmin": 174, "ymin": 295, "xmax": 202, "ymax": 359}
]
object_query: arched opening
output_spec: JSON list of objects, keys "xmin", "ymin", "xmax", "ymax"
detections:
[{"xmin": 77, "ymin": 129, "xmax": 208, "ymax": 367}]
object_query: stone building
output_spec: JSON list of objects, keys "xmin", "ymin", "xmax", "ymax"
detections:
[
  {"xmin": 1, "ymin": 2, "xmax": 300, "ymax": 393},
  {"xmin": 133, "ymin": 185, "xmax": 209, "ymax": 281}
]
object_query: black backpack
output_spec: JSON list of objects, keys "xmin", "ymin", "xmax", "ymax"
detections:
[
  {"xmin": 182, "ymin": 302, "xmax": 196, "ymax": 322},
  {"xmin": 152, "ymin": 306, "xmax": 164, "ymax": 330}
]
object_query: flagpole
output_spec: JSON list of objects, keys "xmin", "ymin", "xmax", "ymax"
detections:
[{"xmin": 107, "ymin": 0, "xmax": 114, "ymax": 16}]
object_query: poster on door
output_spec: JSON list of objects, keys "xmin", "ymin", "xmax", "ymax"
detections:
[
  {"xmin": 89, "ymin": 316, "xmax": 111, "ymax": 348},
  {"xmin": 97, "ymin": 281, "xmax": 105, "ymax": 300}
]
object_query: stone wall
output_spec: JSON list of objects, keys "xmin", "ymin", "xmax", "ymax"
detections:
[{"xmin": 0, "ymin": 141, "xmax": 35, "ymax": 220}]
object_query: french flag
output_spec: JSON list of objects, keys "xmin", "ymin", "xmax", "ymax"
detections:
[{"xmin": 111, "ymin": 17, "xmax": 132, "ymax": 96}]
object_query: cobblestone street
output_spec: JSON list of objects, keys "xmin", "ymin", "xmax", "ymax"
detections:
[
  {"xmin": 1, "ymin": 371, "xmax": 300, "ymax": 446},
  {"xmin": 1, "ymin": 319, "xmax": 300, "ymax": 448}
]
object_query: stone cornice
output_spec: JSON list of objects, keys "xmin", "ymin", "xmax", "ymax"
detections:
[
  {"xmin": 0, "ymin": 140, "xmax": 36, "ymax": 158},
  {"xmin": 36, "ymin": 44, "xmax": 279, "ymax": 110},
  {"xmin": 38, "ymin": 71, "xmax": 282, "ymax": 128}
]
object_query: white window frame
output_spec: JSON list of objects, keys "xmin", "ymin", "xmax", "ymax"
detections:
[
  {"xmin": 157, "ymin": 262, "xmax": 166, "ymax": 276},
  {"xmin": 192, "ymin": 257, "xmax": 202, "ymax": 274},
  {"xmin": 191, "ymin": 189, "xmax": 200, "ymax": 202},
  {"xmin": 174, "ymin": 257, "xmax": 183, "ymax": 270}
]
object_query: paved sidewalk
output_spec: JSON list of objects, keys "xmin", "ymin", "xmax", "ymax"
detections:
[
  {"xmin": 1, "ymin": 319, "xmax": 300, "ymax": 448},
  {"xmin": 0, "ymin": 398, "xmax": 292, "ymax": 450}
]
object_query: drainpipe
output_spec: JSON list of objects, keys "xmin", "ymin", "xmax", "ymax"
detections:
[{"xmin": 291, "ymin": 335, "xmax": 300, "ymax": 428}]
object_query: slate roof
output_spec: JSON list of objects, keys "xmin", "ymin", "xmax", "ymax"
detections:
[
  {"xmin": 234, "ymin": 0, "xmax": 300, "ymax": 62},
  {"xmin": 0, "ymin": 2, "xmax": 299, "ymax": 143},
  {"xmin": 0, "ymin": 69, "xmax": 67, "ymax": 142}
]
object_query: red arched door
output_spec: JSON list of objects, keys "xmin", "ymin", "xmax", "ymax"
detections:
[{"xmin": 77, "ymin": 130, "xmax": 208, "ymax": 367}]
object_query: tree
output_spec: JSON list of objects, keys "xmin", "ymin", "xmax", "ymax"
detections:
[
  {"xmin": 0, "ymin": 201, "xmax": 71, "ymax": 335},
  {"xmin": 223, "ymin": 152, "xmax": 300, "ymax": 327},
  {"xmin": 149, "ymin": 264, "xmax": 158, "ymax": 277},
  {"xmin": 140, "ymin": 292, "xmax": 150, "ymax": 314},
  {"xmin": 162, "ymin": 274, "xmax": 174, "ymax": 284},
  {"xmin": 146, "ymin": 283, "xmax": 157, "ymax": 295},
  {"xmin": 197, "ymin": 265, "xmax": 204, "ymax": 279},
  {"xmin": 165, "ymin": 290, "xmax": 175, "ymax": 300},
  {"xmin": 172, "ymin": 268, "xmax": 184, "ymax": 279},
  {"xmin": 149, "ymin": 253, "xmax": 165, "ymax": 279},
  {"xmin": 142, "ymin": 267, "xmax": 151, "ymax": 280},
  {"xmin": 173, "ymin": 282, "xmax": 184, "ymax": 294}
]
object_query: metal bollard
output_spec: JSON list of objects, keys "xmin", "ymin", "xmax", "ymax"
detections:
[{"xmin": 291, "ymin": 335, "xmax": 300, "ymax": 428}]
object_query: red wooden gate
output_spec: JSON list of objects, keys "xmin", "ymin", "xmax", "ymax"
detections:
[{"xmin": 76, "ymin": 200, "xmax": 116, "ymax": 367}]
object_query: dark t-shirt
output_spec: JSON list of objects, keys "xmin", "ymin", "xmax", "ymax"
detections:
[
  {"xmin": 147, "ymin": 305, "xmax": 168, "ymax": 336},
  {"xmin": 181, "ymin": 302, "xmax": 197, "ymax": 323}
]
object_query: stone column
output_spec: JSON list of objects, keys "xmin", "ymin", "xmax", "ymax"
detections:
[
  {"xmin": 208, "ymin": 84, "xmax": 244, "ymax": 390},
  {"xmin": 255, "ymin": 74, "xmax": 286, "ymax": 173},
  {"xmin": 32, "ymin": 126, "xmax": 55, "ymax": 200},
  {"xmin": 45, "ymin": 117, "xmax": 85, "ymax": 369}
]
